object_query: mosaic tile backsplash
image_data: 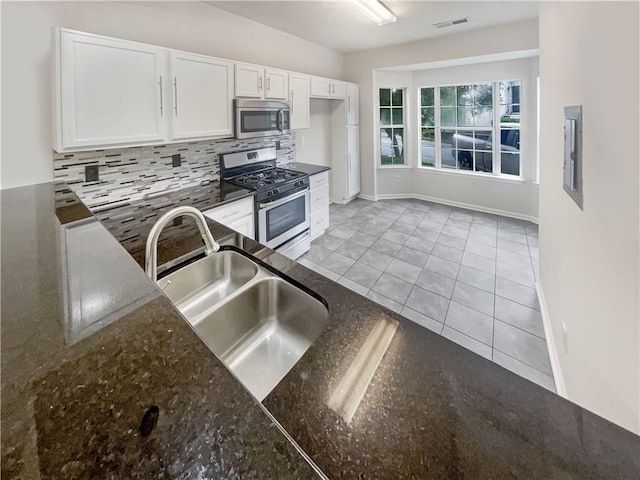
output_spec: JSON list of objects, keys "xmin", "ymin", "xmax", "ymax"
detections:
[{"xmin": 53, "ymin": 134, "xmax": 295, "ymax": 211}]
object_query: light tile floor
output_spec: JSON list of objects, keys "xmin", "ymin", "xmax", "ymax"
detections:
[{"xmin": 299, "ymin": 198, "xmax": 556, "ymax": 393}]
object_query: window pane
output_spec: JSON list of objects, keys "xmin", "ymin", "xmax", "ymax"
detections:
[
  {"xmin": 441, "ymin": 107, "xmax": 456, "ymax": 126},
  {"xmin": 421, "ymin": 87, "xmax": 434, "ymax": 106},
  {"xmin": 421, "ymin": 128, "xmax": 435, "ymax": 166},
  {"xmin": 501, "ymin": 152, "xmax": 520, "ymax": 176},
  {"xmin": 475, "ymin": 151, "xmax": 493, "ymax": 173},
  {"xmin": 380, "ymin": 128, "xmax": 393, "ymax": 161},
  {"xmin": 380, "ymin": 108, "xmax": 391, "ymax": 125},
  {"xmin": 457, "ymin": 150, "xmax": 473, "ymax": 170},
  {"xmin": 421, "ymin": 107, "xmax": 434, "ymax": 126},
  {"xmin": 500, "ymin": 81, "xmax": 521, "ymax": 105},
  {"xmin": 474, "ymin": 83, "xmax": 493, "ymax": 106},
  {"xmin": 392, "ymin": 108, "xmax": 403, "ymax": 125},
  {"xmin": 474, "ymin": 106, "xmax": 493, "ymax": 127},
  {"xmin": 380, "ymin": 88, "xmax": 391, "ymax": 106},
  {"xmin": 457, "ymin": 85, "xmax": 474, "ymax": 106},
  {"xmin": 440, "ymin": 86, "xmax": 456, "ymax": 106},
  {"xmin": 441, "ymin": 130, "xmax": 456, "ymax": 168},
  {"xmin": 391, "ymin": 89, "xmax": 403, "ymax": 106},
  {"xmin": 474, "ymin": 131, "xmax": 493, "ymax": 151},
  {"xmin": 457, "ymin": 107, "xmax": 474, "ymax": 126},
  {"xmin": 500, "ymin": 128, "xmax": 520, "ymax": 151}
]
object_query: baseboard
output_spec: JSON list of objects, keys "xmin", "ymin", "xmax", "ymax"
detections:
[
  {"xmin": 357, "ymin": 193, "xmax": 377, "ymax": 202},
  {"xmin": 374, "ymin": 192, "xmax": 539, "ymax": 224},
  {"xmin": 536, "ymin": 282, "xmax": 567, "ymax": 397}
]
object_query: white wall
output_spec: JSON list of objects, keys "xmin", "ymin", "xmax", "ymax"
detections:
[
  {"xmin": 343, "ymin": 18, "xmax": 539, "ymax": 204},
  {"xmin": 539, "ymin": 1, "xmax": 639, "ymax": 434},
  {"xmin": 372, "ymin": 57, "xmax": 539, "ymax": 220},
  {"xmin": 0, "ymin": 1, "xmax": 344, "ymax": 189},
  {"xmin": 295, "ymin": 99, "xmax": 332, "ymax": 168}
]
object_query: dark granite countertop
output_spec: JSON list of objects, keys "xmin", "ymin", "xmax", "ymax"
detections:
[
  {"xmin": 281, "ymin": 162, "xmax": 331, "ymax": 176},
  {"xmin": 2, "ymin": 182, "xmax": 639, "ymax": 479}
]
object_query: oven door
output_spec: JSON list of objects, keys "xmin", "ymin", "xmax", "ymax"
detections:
[{"xmin": 258, "ymin": 189, "xmax": 309, "ymax": 249}]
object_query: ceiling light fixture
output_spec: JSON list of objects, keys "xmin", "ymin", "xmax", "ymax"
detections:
[{"xmin": 347, "ymin": 0, "xmax": 396, "ymax": 26}]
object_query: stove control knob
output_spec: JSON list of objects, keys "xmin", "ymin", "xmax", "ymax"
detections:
[
  {"xmin": 274, "ymin": 189, "xmax": 280, "ymax": 194},
  {"xmin": 268, "ymin": 191, "xmax": 273, "ymax": 196}
]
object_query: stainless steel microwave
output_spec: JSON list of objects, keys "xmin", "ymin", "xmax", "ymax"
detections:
[{"xmin": 234, "ymin": 99, "xmax": 291, "ymax": 139}]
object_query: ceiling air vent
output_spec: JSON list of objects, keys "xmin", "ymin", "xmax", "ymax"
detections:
[{"xmin": 434, "ymin": 17, "xmax": 469, "ymax": 29}]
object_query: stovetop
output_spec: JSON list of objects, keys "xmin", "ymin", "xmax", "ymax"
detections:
[{"xmin": 227, "ymin": 167, "xmax": 307, "ymax": 191}]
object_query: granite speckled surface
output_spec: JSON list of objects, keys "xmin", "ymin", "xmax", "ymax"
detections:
[
  {"xmin": 3, "ymin": 181, "xmax": 640, "ymax": 479},
  {"xmin": 1, "ymin": 183, "xmax": 319, "ymax": 479},
  {"xmin": 280, "ymin": 162, "xmax": 331, "ymax": 176}
]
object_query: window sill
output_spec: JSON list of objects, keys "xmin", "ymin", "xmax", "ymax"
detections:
[
  {"xmin": 378, "ymin": 165, "xmax": 412, "ymax": 171},
  {"xmin": 416, "ymin": 166, "xmax": 525, "ymax": 184}
]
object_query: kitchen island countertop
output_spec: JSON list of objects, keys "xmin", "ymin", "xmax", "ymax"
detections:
[{"xmin": 2, "ymin": 181, "xmax": 639, "ymax": 479}]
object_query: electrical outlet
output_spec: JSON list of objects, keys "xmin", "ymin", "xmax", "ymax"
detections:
[
  {"xmin": 172, "ymin": 154, "xmax": 182, "ymax": 167},
  {"xmin": 85, "ymin": 164, "xmax": 99, "ymax": 182},
  {"xmin": 395, "ymin": 175, "xmax": 401, "ymax": 183},
  {"xmin": 562, "ymin": 321, "xmax": 568, "ymax": 353}
]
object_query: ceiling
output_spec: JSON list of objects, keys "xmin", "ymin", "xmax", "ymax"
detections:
[{"xmin": 206, "ymin": 1, "xmax": 539, "ymax": 53}]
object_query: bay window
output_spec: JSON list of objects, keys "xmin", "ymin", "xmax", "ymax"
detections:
[{"xmin": 420, "ymin": 80, "xmax": 521, "ymax": 176}]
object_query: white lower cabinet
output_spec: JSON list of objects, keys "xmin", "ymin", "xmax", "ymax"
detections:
[
  {"xmin": 309, "ymin": 171, "xmax": 330, "ymax": 240},
  {"xmin": 202, "ymin": 197, "xmax": 255, "ymax": 240}
]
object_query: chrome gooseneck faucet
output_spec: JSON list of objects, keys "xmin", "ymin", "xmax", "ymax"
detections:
[{"xmin": 145, "ymin": 206, "xmax": 220, "ymax": 282}]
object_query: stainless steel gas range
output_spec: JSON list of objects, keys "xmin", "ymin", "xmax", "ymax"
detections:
[{"xmin": 220, "ymin": 147, "xmax": 311, "ymax": 259}]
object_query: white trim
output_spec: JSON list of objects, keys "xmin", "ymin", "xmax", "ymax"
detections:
[
  {"xmin": 357, "ymin": 193, "xmax": 377, "ymax": 201},
  {"xmin": 377, "ymin": 166, "xmax": 412, "ymax": 171},
  {"xmin": 376, "ymin": 192, "xmax": 538, "ymax": 224},
  {"xmin": 536, "ymin": 282, "xmax": 567, "ymax": 398}
]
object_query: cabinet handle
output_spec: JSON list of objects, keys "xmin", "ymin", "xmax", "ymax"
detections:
[
  {"xmin": 332, "ymin": 83, "xmax": 335, "ymax": 95},
  {"xmin": 258, "ymin": 76, "xmax": 263, "ymax": 92},
  {"xmin": 348, "ymin": 95, "xmax": 351, "ymax": 114},
  {"xmin": 159, "ymin": 76, "xmax": 163, "ymax": 117},
  {"xmin": 173, "ymin": 77, "xmax": 178, "ymax": 115},
  {"xmin": 267, "ymin": 77, "xmax": 271, "ymax": 91},
  {"xmin": 328, "ymin": 83, "xmax": 331, "ymax": 94},
  {"xmin": 290, "ymin": 90, "xmax": 294, "ymax": 112}
]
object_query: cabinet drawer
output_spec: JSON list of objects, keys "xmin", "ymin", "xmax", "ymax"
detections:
[
  {"xmin": 202, "ymin": 197, "xmax": 254, "ymax": 225},
  {"xmin": 310, "ymin": 207, "xmax": 330, "ymax": 240},
  {"xmin": 310, "ymin": 184, "xmax": 329, "ymax": 214},
  {"xmin": 310, "ymin": 171, "xmax": 329, "ymax": 189}
]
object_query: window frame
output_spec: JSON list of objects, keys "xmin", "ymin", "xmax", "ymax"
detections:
[
  {"xmin": 417, "ymin": 79, "xmax": 523, "ymax": 179},
  {"xmin": 378, "ymin": 86, "xmax": 407, "ymax": 167}
]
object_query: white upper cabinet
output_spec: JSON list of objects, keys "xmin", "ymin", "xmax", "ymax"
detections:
[
  {"xmin": 235, "ymin": 63, "xmax": 289, "ymax": 100},
  {"xmin": 264, "ymin": 68, "xmax": 289, "ymax": 99},
  {"xmin": 310, "ymin": 76, "xmax": 346, "ymax": 99},
  {"xmin": 54, "ymin": 29, "xmax": 166, "ymax": 152},
  {"xmin": 289, "ymin": 73, "xmax": 310, "ymax": 130},
  {"xmin": 234, "ymin": 63, "xmax": 263, "ymax": 98},
  {"xmin": 169, "ymin": 51, "xmax": 234, "ymax": 140},
  {"xmin": 346, "ymin": 83, "xmax": 359, "ymax": 125}
]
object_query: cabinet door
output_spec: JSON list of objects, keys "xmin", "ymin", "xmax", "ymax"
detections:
[
  {"xmin": 170, "ymin": 52, "xmax": 233, "ymax": 140},
  {"xmin": 346, "ymin": 126, "xmax": 360, "ymax": 199},
  {"xmin": 265, "ymin": 68, "xmax": 288, "ymax": 100},
  {"xmin": 57, "ymin": 30, "xmax": 165, "ymax": 151},
  {"xmin": 310, "ymin": 76, "xmax": 331, "ymax": 98},
  {"xmin": 235, "ymin": 63, "xmax": 263, "ymax": 98},
  {"xmin": 289, "ymin": 73, "xmax": 310, "ymax": 130},
  {"xmin": 346, "ymin": 83, "xmax": 359, "ymax": 125},
  {"xmin": 228, "ymin": 215, "xmax": 255, "ymax": 240},
  {"xmin": 330, "ymin": 81, "xmax": 347, "ymax": 99}
]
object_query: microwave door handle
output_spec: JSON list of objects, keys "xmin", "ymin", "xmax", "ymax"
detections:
[{"xmin": 279, "ymin": 109, "xmax": 285, "ymax": 132}]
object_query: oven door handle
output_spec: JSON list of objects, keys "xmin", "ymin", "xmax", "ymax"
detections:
[{"xmin": 259, "ymin": 188, "xmax": 308, "ymax": 209}]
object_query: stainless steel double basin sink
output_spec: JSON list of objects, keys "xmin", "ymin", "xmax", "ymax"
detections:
[{"xmin": 157, "ymin": 248, "xmax": 329, "ymax": 401}]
